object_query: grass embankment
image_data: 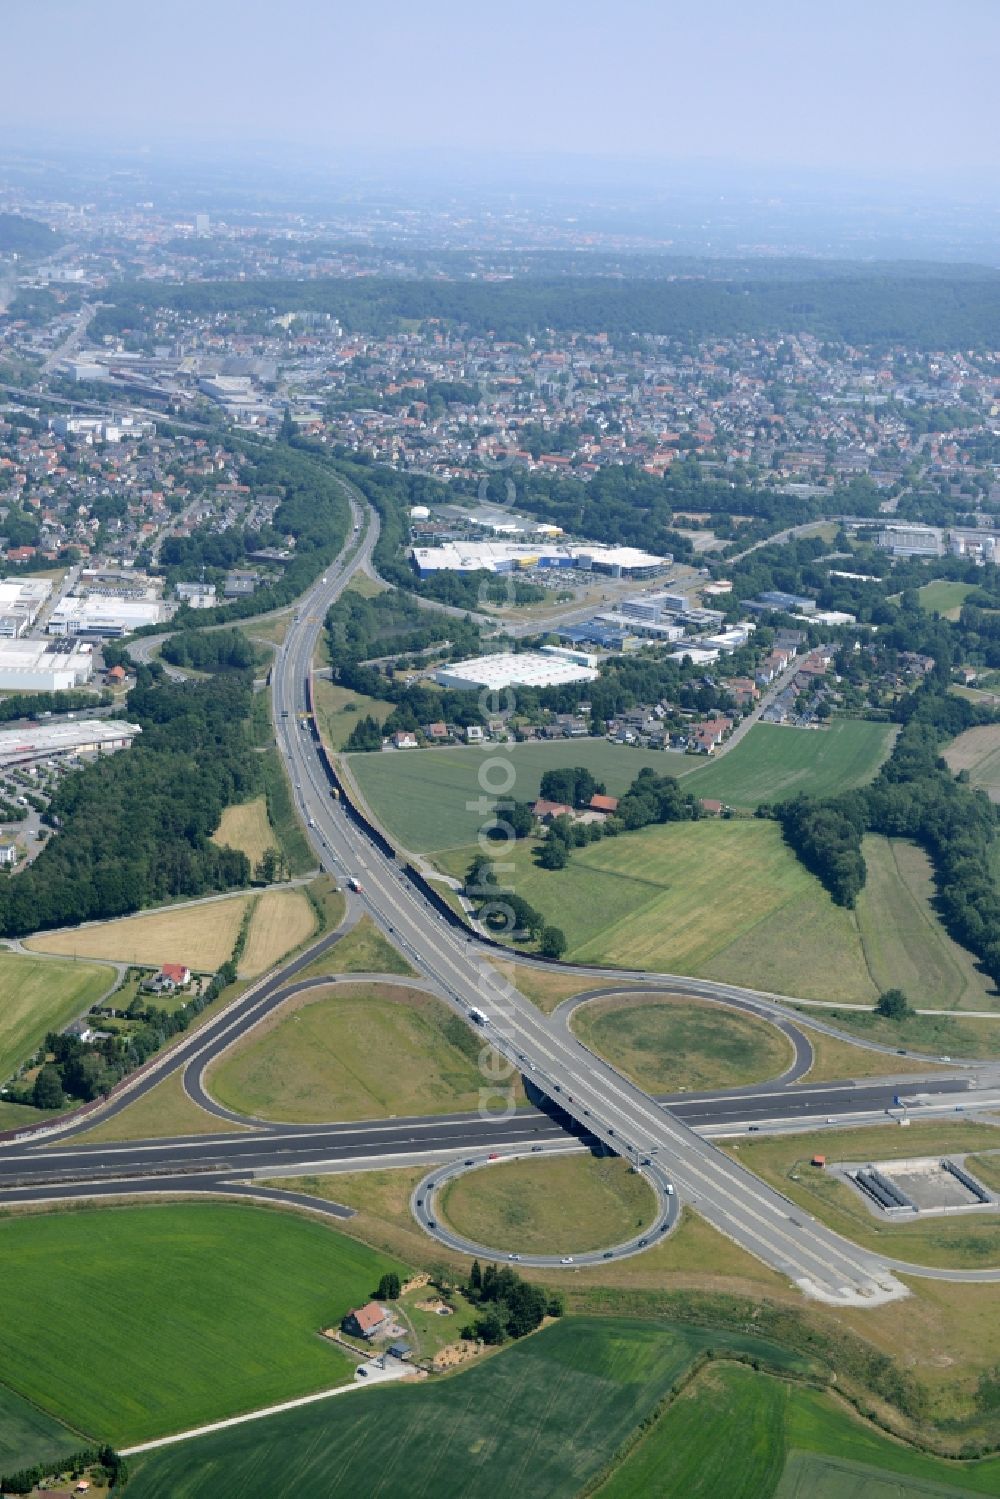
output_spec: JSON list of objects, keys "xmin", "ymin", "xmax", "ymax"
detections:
[
  {"xmin": 571, "ymin": 993, "xmax": 793, "ymax": 1092},
  {"xmin": 726, "ymin": 1123, "xmax": 1000, "ymax": 1269},
  {"xmin": 0, "ymin": 951, "xmax": 113, "ymax": 1084},
  {"xmin": 124, "ymin": 1317, "xmax": 818, "ymax": 1499},
  {"xmin": 295, "ymin": 915, "xmax": 415, "ymax": 979},
  {"xmin": 489, "ymin": 960, "xmax": 597, "ymax": 1014},
  {"xmin": 206, "ymin": 982, "xmax": 520, "ymax": 1123},
  {"xmin": 0, "ymin": 1204, "xmax": 403, "ymax": 1447},
  {"xmin": 259, "ymin": 746, "xmax": 315, "ymax": 875},
  {"xmin": 798, "ymin": 1005, "xmax": 1000, "ymax": 1060},
  {"xmin": 313, "ymin": 676, "xmax": 394, "ymax": 751},
  {"xmin": 678, "ymin": 718, "xmax": 894, "ymax": 809},
  {"xmin": 68, "ymin": 1070, "xmax": 248, "ymax": 1144},
  {"xmin": 945, "ymin": 723, "xmax": 1000, "ymax": 802},
  {"xmin": 439, "ymin": 1154, "xmax": 658, "ymax": 1255}
]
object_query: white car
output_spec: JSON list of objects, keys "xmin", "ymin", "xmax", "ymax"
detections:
[{"xmin": 560, "ymin": 1256, "xmax": 574, "ymax": 1265}]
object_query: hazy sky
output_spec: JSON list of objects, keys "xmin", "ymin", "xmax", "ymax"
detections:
[{"xmin": 5, "ymin": 0, "xmax": 998, "ymax": 178}]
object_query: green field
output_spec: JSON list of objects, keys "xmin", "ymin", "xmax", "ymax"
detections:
[
  {"xmin": 0, "ymin": 1205, "xmax": 402, "ymax": 1446},
  {"xmin": 438, "ymin": 820, "xmax": 879, "ymax": 1002},
  {"xmin": 917, "ymin": 580, "xmax": 977, "ymax": 619},
  {"xmin": 0, "ymin": 950, "xmax": 114, "ymax": 1085},
  {"xmin": 207, "ymin": 981, "xmax": 517, "ymax": 1123},
  {"xmin": 0, "ymin": 1382, "xmax": 84, "ymax": 1477},
  {"xmin": 678, "ymin": 719, "xmax": 894, "ymax": 809},
  {"xmin": 855, "ymin": 836, "xmax": 996, "ymax": 1009},
  {"xmin": 439, "ymin": 1154, "xmax": 657, "ymax": 1255},
  {"xmin": 596, "ymin": 1363, "xmax": 998, "ymax": 1499},
  {"xmin": 347, "ymin": 739, "xmax": 685, "ymax": 851},
  {"xmin": 125, "ymin": 1317, "xmax": 816, "ymax": 1499},
  {"xmin": 572, "ymin": 994, "xmax": 794, "ymax": 1092}
]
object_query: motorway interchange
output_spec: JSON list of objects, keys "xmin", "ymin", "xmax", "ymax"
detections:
[{"xmin": 4, "ymin": 487, "xmax": 1000, "ymax": 1308}]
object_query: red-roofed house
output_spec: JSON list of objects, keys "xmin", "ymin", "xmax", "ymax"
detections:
[
  {"xmin": 342, "ymin": 1302, "xmax": 390, "ymax": 1340},
  {"xmin": 160, "ymin": 963, "xmax": 191, "ymax": 987},
  {"xmin": 532, "ymin": 799, "xmax": 574, "ymax": 823},
  {"xmin": 589, "ymin": 793, "xmax": 619, "ymax": 815}
]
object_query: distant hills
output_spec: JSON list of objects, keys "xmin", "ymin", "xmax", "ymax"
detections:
[{"xmin": 0, "ymin": 213, "xmax": 62, "ymax": 257}]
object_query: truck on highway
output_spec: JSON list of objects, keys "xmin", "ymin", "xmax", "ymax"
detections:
[{"xmin": 347, "ymin": 876, "xmax": 363, "ymax": 893}]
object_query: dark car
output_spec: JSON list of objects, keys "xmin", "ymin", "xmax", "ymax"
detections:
[{"xmin": 602, "ymin": 1251, "xmax": 614, "ymax": 1259}]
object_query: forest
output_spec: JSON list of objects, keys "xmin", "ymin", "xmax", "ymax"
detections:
[
  {"xmin": 0, "ymin": 669, "xmax": 258, "ymax": 936},
  {"xmin": 91, "ymin": 270, "xmax": 1000, "ymax": 349}
]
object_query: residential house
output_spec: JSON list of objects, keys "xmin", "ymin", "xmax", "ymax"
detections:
[
  {"xmin": 342, "ymin": 1303, "xmax": 391, "ymax": 1341},
  {"xmin": 0, "ymin": 842, "xmax": 16, "ymax": 866},
  {"xmin": 391, "ymin": 731, "xmax": 418, "ymax": 750},
  {"xmin": 424, "ymin": 721, "xmax": 449, "ymax": 741},
  {"xmin": 588, "ymin": 793, "xmax": 619, "ymax": 816},
  {"xmin": 531, "ymin": 798, "xmax": 574, "ymax": 823}
]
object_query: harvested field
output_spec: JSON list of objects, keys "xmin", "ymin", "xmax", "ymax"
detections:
[
  {"xmin": 210, "ymin": 796, "xmax": 276, "ymax": 866},
  {"xmin": 25, "ymin": 895, "xmax": 254, "ymax": 972},
  {"xmin": 239, "ymin": 887, "xmax": 317, "ymax": 976}
]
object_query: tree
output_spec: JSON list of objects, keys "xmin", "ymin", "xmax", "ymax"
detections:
[
  {"xmin": 376, "ymin": 1271, "xmax": 401, "ymax": 1301},
  {"xmin": 469, "ymin": 1259, "xmax": 482, "ymax": 1294},
  {"xmin": 31, "ymin": 1063, "xmax": 65, "ymax": 1110},
  {"xmin": 876, "ymin": 988, "xmax": 912, "ymax": 1020},
  {"xmin": 539, "ymin": 926, "xmax": 567, "ymax": 959},
  {"xmin": 538, "ymin": 837, "xmax": 569, "ymax": 871},
  {"xmin": 255, "ymin": 847, "xmax": 279, "ymax": 884}
]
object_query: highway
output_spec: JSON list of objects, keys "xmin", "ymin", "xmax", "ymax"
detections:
[
  {"xmin": 2, "ymin": 480, "xmax": 998, "ymax": 1303},
  {"xmin": 266, "ymin": 488, "xmax": 915, "ymax": 1305}
]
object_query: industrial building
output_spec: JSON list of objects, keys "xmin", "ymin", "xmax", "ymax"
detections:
[
  {"xmin": 47, "ymin": 595, "xmax": 162, "ymax": 637},
  {"xmin": 0, "ymin": 718, "xmax": 141, "ymax": 769},
  {"xmin": 0, "ymin": 638, "xmax": 93, "ymax": 691},
  {"xmin": 877, "ymin": 524, "xmax": 942, "ymax": 558},
  {"xmin": 433, "ymin": 651, "xmax": 599, "ymax": 692},
  {"xmin": 950, "ymin": 531, "xmax": 998, "ymax": 563},
  {"xmin": 412, "ymin": 540, "xmax": 669, "ymax": 580},
  {"xmin": 0, "ymin": 578, "xmax": 53, "ymax": 637}
]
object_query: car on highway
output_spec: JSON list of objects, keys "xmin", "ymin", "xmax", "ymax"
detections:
[
  {"xmin": 487, "ymin": 1152, "xmax": 500, "ymax": 1161},
  {"xmin": 665, "ymin": 1184, "xmax": 674, "ymax": 1195},
  {"xmin": 637, "ymin": 1238, "xmax": 648, "ymax": 1247},
  {"xmin": 531, "ymin": 1145, "xmax": 543, "ymax": 1153},
  {"xmin": 507, "ymin": 1253, "xmax": 520, "ymax": 1261},
  {"xmin": 560, "ymin": 1256, "xmax": 574, "ymax": 1265},
  {"xmin": 602, "ymin": 1251, "xmax": 613, "ymax": 1259},
  {"xmin": 464, "ymin": 1158, "xmax": 475, "ymax": 1166}
]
